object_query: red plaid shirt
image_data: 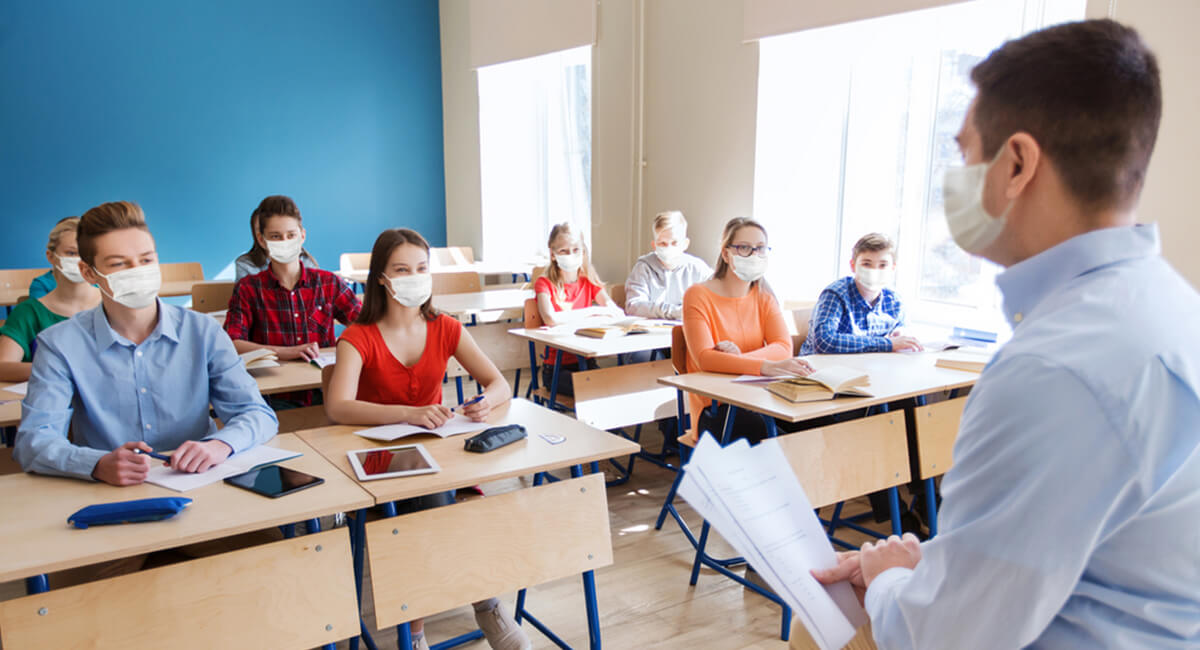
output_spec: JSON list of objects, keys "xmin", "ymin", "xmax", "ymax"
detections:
[{"xmin": 224, "ymin": 264, "xmax": 361, "ymax": 348}]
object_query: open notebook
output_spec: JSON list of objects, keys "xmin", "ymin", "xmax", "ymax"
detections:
[
  {"xmin": 146, "ymin": 445, "xmax": 301, "ymax": 492},
  {"xmin": 353, "ymin": 414, "xmax": 488, "ymax": 441},
  {"xmin": 765, "ymin": 366, "xmax": 873, "ymax": 403}
]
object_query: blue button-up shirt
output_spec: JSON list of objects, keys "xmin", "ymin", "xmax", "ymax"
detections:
[
  {"xmin": 799, "ymin": 276, "xmax": 903, "ymax": 354},
  {"xmin": 865, "ymin": 224, "xmax": 1200, "ymax": 648},
  {"xmin": 14, "ymin": 300, "xmax": 278, "ymax": 480}
]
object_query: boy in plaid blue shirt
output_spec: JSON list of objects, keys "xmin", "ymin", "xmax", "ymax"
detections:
[{"xmin": 800, "ymin": 233, "xmax": 923, "ymax": 355}]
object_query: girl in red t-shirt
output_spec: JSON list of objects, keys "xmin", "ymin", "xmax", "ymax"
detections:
[
  {"xmin": 324, "ymin": 228, "xmax": 529, "ymax": 650},
  {"xmin": 534, "ymin": 222, "xmax": 623, "ymax": 396}
]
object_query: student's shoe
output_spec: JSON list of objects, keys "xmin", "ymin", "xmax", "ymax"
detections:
[
  {"xmin": 411, "ymin": 632, "xmax": 430, "ymax": 650},
  {"xmin": 744, "ymin": 565, "xmax": 776, "ymax": 596},
  {"xmin": 475, "ymin": 602, "xmax": 532, "ymax": 650}
]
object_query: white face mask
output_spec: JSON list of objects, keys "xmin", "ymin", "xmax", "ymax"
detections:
[
  {"xmin": 943, "ymin": 153, "xmax": 1011, "ymax": 255},
  {"xmin": 55, "ymin": 254, "xmax": 85, "ymax": 284},
  {"xmin": 654, "ymin": 245, "xmax": 684, "ymax": 267},
  {"xmin": 94, "ymin": 263, "xmax": 161, "ymax": 309},
  {"xmin": 555, "ymin": 252, "xmax": 583, "ymax": 274},
  {"xmin": 855, "ymin": 266, "xmax": 893, "ymax": 293},
  {"xmin": 729, "ymin": 252, "xmax": 768, "ymax": 283},
  {"xmin": 266, "ymin": 237, "xmax": 304, "ymax": 265},
  {"xmin": 385, "ymin": 273, "xmax": 432, "ymax": 307}
]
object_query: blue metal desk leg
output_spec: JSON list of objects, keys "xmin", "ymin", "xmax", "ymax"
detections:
[
  {"xmin": 548, "ymin": 350, "xmax": 564, "ymax": 411},
  {"xmin": 398, "ymin": 623, "xmax": 413, "ymax": 650},
  {"xmin": 582, "ymin": 569, "xmax": 602, "ymax": 650},
  {"xmin": 689, "ymin": 405, "xmax": 739, "ymax": 584},
  {"xmin": 925, "ymin": 477, "xmax": 938, "ymax": 537},
  {"xmin": 888, "ymin": 487, "xmax": 902, "ymax": 536},
  {"xmin": 25, "ymin": 574, "xmax": 48, "ymax": 594}
]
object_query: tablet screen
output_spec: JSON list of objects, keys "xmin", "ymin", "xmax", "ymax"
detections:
[
  {"xmin": 225, "ymin": 466, "xmax": 323, "ymax": 498},
  {"xmin": 352, "ymin": 447, "xmax": 434, "ymax": 477}
]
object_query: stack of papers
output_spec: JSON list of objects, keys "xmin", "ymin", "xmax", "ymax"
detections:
[
  {"xmin": 353, "ymin": 414, "xmax": 487, "ymax": 441},
  {"xmin": 678, "ymin": 435, "xmax": 867, "ymax": 650},
  {"xmin": 239, "ymin": 348, "xmax": 280, "ymax": 370},
  {"xmin": 146, "ymin": 445, "xmax": 302, "ymax": 492}
]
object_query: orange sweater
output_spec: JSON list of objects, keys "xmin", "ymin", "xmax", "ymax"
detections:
[{"xmin": 681, "ymin": 283, "xmax": 792, "ymax": 439}]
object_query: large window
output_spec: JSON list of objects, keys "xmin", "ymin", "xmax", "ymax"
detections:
[
  {"xmin": 477, "ymin": 46, "xmax": 592, "ymax": 263},
  {"xmin": 753, "ymin": 0, "xmax": 1084, "ymax": 329}
]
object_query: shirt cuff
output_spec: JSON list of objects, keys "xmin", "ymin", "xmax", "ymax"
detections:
[
  {"xmin": 72, "ymin": 446, "xmax": 109, "ymax": 482},
  {"xmin": 865, "ymin": 566, "xmax": 913, "ymax": 619},
  {"xmin": 869, "ymin": 336, "xmax": 893, "ymax": 352}
]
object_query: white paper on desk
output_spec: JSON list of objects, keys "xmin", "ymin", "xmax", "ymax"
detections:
[
  {"xmin": 678, "ymin": 435, "xmax": 867, "ymax": 650},
  {"xmin": 353, "ymin": 414, "xmax": 487, "ymax": 441},
  {"xmin": 4, "ymin": 382, "xmax": 28, "ymax": 396},
  {"xmin": 145, "ymin": 444, "xmax": 302, "ymax": 492}
]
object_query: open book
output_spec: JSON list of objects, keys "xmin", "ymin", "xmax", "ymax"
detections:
[
  {"xmin": 309, "ymin": 351, "xmax": 337, "ymax": 369},
  {"xmin": 766, "ymin": 366, "xmax": 873, "ymax": 403},
  {"xmin": 239, "ymin": 348, "xmax": 279, "ymax": 370},
  {"xmin": 146, "ymin": 445, "xmax": 302, "ymax": 492},
  {"xmin": 574, "ymin": 318, "xmax": 676, "ymax": 339},
  {"xmin": 679, "ymin": 435, "xmax": 868, "ymax": 650}
]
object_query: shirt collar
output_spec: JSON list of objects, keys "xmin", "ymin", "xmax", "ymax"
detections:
[
  {"xmin": 91, "ymin": 298, "xmax": 179, "ymax": 349},
  {"xmin": 996, "ymin": 224, "xmax": 1160, "ymax": 328},
  {"xmin": 265, "ymin": 262, "xmax": 312, "ymax": 289}
]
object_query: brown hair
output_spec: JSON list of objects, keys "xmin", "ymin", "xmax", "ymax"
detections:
[
  {"xmin": 712, "ymin": 217, "xmax": 768, "ymax": 287},
  {"xmin": 970, "ymin": 19, "xmax": 1161, "ymax": 211},
  {"xmin": 851, "ymin": 233, "xmax": 895, "ymax": 261},
  {"xmin": 356, "ymin": 228, "xmax": 438, "ymax": 324},
  {"xmin": 78, "ymin": 201, "xmax": 150, "ymax": 267},
  {"xmin": 545, "ymin": 222, "xmax": 603, "ymax": 305},
  {"xmin": 243, "ymin": 195, "xmax": 317, "ymax": 267},
  {"xmin": 46, "ymin": 217, "xmax": 81, "ymax": 254}
]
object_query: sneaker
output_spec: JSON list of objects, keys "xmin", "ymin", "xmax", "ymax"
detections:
[
  {"xmin": 475, "ymin": 602, "xmax": 532, "ymax": 650},
  {"xmin": 412, "ymin": 633, "xmax": 430, "ymax": 650},
  {"xmin": 744, "ymin": 565, "xmax": 776, "ymax": 596}
]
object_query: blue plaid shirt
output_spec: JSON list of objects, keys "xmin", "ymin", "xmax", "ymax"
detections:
[{"xmin": 799, "ymin": 276, "xmax": 904, "ymax": 354}]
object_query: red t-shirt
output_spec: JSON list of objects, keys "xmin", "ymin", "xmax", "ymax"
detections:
[
  {"xmin": 533, "ymin": 275, "xmax": 603, "ymax": 367},
  {"xmin": 338, "ymin": 314, "xmax": 463, "ymax": 406}
]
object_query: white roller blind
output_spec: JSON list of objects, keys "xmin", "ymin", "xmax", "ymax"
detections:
[
  {"xmin": 469, "ymin": 0, "xmax": 596, "ymax": 68},
  {"xmin": 743, "ymin": 0, "xmax": 971, "ymax": 41}
]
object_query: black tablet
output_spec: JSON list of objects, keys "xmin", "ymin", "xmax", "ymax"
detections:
[{"xmin": 224, "ymin": 465, "xmax": 324, "ymax": 498}]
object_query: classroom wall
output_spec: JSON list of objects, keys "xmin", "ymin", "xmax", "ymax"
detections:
[{"xmin": 0, "ymin": 0, "xmax": 446, "ymax": 278}]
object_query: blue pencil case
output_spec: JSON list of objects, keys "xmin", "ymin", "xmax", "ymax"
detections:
[{"xmin": 67, "ymin": 497, "xmax": 193, "ymax": 529}]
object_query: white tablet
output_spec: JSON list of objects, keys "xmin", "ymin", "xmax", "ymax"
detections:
[{"xmin": 346, "ymin": 444, "xmax": 440, "ymax": 482}]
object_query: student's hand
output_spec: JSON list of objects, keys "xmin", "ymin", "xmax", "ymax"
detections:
[
  {"xmin": 890, "ymin": 336, "xmax": 924, "ymax": 352},
  {"xmin": 278, "ymin": 342, "xmax": 320, "ymax": 361},
  {"xmin": 406, "ymin": 404, "xmax": 452, "ymax": 429},
  {"xmin": 170, "ymin": 439, "xmax": 233, "ymax": 473},
  {"xmin": 761, "ymin": 358, "xmax": 815, "ymax": 377},
  {"xmin": 92, "ymin": 441, "xmax": 153, "ymax": 486},
  {"xmin": 812, "ymin": 551, "xmax": 867, "ymax": 607},
  {"xmin": 460, "ymin": 395, "xmax": 491, "ymax": 422},
  {"xmin": 715, "ymin": 340, "xmax": 742, "ymax": 354},
  {"xmin": 860, "ymin": 533, "xmax": 922, "ymax": 586}
]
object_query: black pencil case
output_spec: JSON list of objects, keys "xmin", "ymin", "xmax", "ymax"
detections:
[{"xmin": 464, "ymin": 424, "xmax": 527, "ymax": 453}]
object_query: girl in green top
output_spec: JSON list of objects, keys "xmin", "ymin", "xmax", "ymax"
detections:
[{"xmin": 0, "ymin": 217, "xmax": 102, "ymax": 381}]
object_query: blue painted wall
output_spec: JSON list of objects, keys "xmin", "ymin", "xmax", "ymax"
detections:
[{"xmin": 0, "ymin": 0, "xmax": 446, "ymax": 277}]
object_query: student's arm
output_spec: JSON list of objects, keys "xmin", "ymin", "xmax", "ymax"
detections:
[
  {"xmin": 451, "ymin": 328, "xmax": 512, "ymax": 422},
  {"xmin": 331, "ymin": 275, "xmax": 362, "ymax": 325},
  {"xmin": 205, "ymin": 327, "xmax": 279, "ymax": 458},
  {"xmin": 324, "ymin": 340, "xmax": 451, "ymax": 428},
  {"xmin": 740, "ymin": 290, "xmax": 793, "ymax": 360},
  {"xmin": 623, "ymin": 260, "xmax": 663, "ymax": 319},
  {"xmin": 808, "ymin": 291, "xmax": 891, "ymax": 354},
  {"xmin": 683, "ymin": 290, "xmax": 776, "ymax": 375},
  {"xmin": 13, "ymin": 342, "xmax": 109, "ymax": 479},
  {"xmin": 592, "ymin": 287, "xmax": 623, "ymax": 314},
  {"xmin": 847, "ymin": 356, "xmax": 1136, "ymax": 649},
  {"xmin": 0, "ymin": 335, "xmax": 31, "ymax": 382}
]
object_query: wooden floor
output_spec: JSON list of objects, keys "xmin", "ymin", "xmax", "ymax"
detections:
[{"xmin": 0, "ymin": 374, "xmax": 899, "ymax": 649}]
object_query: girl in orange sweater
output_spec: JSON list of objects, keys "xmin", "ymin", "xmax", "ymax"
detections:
[{"xmin": 681, "ymin": 217, "xmax": 813, "ymax": 440}]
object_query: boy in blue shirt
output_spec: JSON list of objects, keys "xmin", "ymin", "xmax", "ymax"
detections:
[{"xmin": 800, "ymin": 233, "xmax": 922, "ymax": 355}]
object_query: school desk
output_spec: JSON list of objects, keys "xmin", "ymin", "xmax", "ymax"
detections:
[
  {"xmin": 295, "ymin": 397, "xmax": 640, "ymax": 650},
  {"xmin": 0, "ymin": 383, "xmax": 21, "ymax": 428},
  {"xmin": 432, "ymin": 287, "xmax": 533, "ymax": 320}
]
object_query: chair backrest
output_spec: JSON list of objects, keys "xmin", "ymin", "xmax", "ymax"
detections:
[
  {"xmin": 0, "ymin": 529, "xmax": 359, "ymax": 649},
  {"xmin": 573, "ymin": 359, "xmax": 680, "ymax": 430},
  {"xmin": 275, "ymin": 405, "xmax": 333, "ymax": 433},
  {"xmin": 190, "ymin": 281, "xmax": 236, "ymax": 313},
  {"xmin": 522, "ymin": 298, "xmax": 548, "ymax": 368},
  {"xmin": 670, "ymin": 325, "xmax": 687, "ymax": 375},
  {"xmin": 445, "ymin": 321, "xmax": 530, "ymax": 380},
  {"xmin": 0, "ymin": 447, "xmax": 21, "ymax": 476},
  {"xmin": 913, "ymin": 396, "xmax": 966, "ymax": 480},
  {"xmin": 159, "ymin": 262, "xmax": 204, "ymax": 282},
  {"xmin": 430, "ymin": 246, "xmax": 475, "ymax": 267},
  {"xmin": 433, "ymin": 271, "xmax": 481, "ymax": 295},
  {"xmin": 608, "ymin": 283, "xmax": 626, "ymax": 310},
  {"xmin": 366, "ymin": 474, "xmax": 611, "ymax": 626},
  {"xmin": 0, "ymin": 268, "xmax": 50, "ymax": 302},
  {"xmin": 791, "ymin": 307, "xmax": 813, "ymax": 355},
  {"xmin": 527, "ymin": 265, "xmax": 546, "ymax": 285},
  {"xmin": 339, "ymin": 252, "xmax": 371, "ymax": 274}
]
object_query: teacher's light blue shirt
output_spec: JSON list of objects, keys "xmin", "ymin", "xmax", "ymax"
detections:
[
  {"xmin": 865, "ymin": 224, "xmax": 1200, "ymax": 648},
  {"xmin": 15, "ymin": 300, "xmax": 278, "ymax": 480}
]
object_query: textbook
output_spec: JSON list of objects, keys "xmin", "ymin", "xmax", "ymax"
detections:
[
  {"xmin": 766, "ymin": 366, "xmax": 873, "ymax": 402},
  {"xmin": 309, "ymin": 351, "xmax": 336, "ymax": 369},
  {"xmin": 935, "ymin": 349, "xmax": 993, "ymax": 373},
  {"xmin": 574, "ymin": 318, "xmax": 675, "ymax": 339},
  {"xmin": 239, "ymin": 348, "xmax": 279, "ymax": 370}
]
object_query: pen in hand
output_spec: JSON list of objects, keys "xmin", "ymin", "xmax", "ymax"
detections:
[
  {"xmin": 133, "ymin": 448, "xmax": 171, "ymax": 462},
  {"xmin": 451, "ymin": 394, "xmax": 485, "ymax": 412}
]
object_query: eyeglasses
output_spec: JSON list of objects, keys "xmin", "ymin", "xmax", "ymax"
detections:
[{"xmin": 726, "ymin": 244, "xmax": 771, "ymax": 258}]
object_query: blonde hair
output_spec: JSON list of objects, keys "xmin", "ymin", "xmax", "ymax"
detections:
[
  {"xmin": 46, "ymin": 217, "xmax": 80, "ymax": 254},
  {"xmin": 652, "ymin": 210, "xmax": 687, "ymax": 235},
  {"xmin": 712, "ymin": 217, "xmax": 768, "ymax": 287},
  {"xmin": 545, "ymin": 222, "xmax": 603, "ymax": 305},
  {"xmin": 851, "ymin": 232, "xmax": 896, "ymax": 261}
]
